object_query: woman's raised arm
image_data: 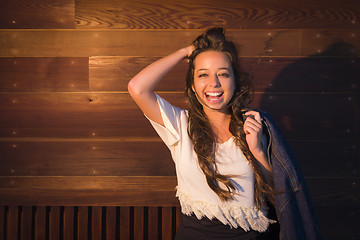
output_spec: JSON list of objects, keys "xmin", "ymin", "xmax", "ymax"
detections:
[{"xmin": 128, "ymin": 46, "xmax": 194, "ymax": 126}]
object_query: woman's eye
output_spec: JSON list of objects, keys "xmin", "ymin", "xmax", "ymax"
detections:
[
  {"xmin": 198, "ymin": 73, "xmax": 207, "ymax": 78},
  {"xmin": 219, "ymin": 73, "xmax": 229, "ymax": 77}
]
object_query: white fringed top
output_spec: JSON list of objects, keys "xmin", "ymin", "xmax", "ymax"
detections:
[{"xmin": 146, "ymin": 94, "xmax": 276, "ymax": 232}]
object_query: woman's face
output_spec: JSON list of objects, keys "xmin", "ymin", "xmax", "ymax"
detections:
[{"xmin": 192, "ymin": 50, "xmax": 235, "ymax": 114}]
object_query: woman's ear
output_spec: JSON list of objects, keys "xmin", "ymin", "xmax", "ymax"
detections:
[{"xmin": 191, "ymin": 85, "xmax": 195, "ymax": 92}]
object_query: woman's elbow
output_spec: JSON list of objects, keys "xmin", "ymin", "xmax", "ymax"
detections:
[{"xmin": 128, "ymin": 78, "xmax": 140, "ymax": 97}]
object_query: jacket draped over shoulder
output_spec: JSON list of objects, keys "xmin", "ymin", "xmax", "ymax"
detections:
[{"xmin": 260, "ymin": 110, "xmax": 322, "ymax": 240}]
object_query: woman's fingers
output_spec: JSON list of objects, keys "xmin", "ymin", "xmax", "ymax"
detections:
[
  {"xmin": 244, "ymin": 111, "xmax": 261, "ymax": 124},
  {"xmin": 243, "ymin": 111, "xmax": 262, "ymax": 134}
]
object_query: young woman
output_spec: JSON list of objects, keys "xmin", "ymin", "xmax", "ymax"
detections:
[{"xmin": 128, "ymin": 28, "xmax": 321, "ymax": 240}]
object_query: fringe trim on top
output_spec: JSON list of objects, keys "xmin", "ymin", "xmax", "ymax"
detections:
[{"xmin": 176, "ymin": 188, "xmax": 277, "ymax": 232}]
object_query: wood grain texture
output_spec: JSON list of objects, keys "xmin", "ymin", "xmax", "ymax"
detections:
[
  {"xmin": 89, "ymin": 56, "xmax": 188, "ymax": 91},
  {"xmin": 0, "ymin": 141, "xmax": 174, "ymax": 176},
  {"xmin": 0, "ymin": 0, "xmax": 75, "ymax": 29},
  {"xmin": 0, "ymin": 176, "xmax": 178, "ymax": 206},
  {"xmin": 75, "ymin": 0, "xmax": 360, "ymax": 29},
  {"xmin": 78, "ymin": 206, "xmax": 88, "ymax": 240},
  {"xmin": 106, "ymin": 206, "xmax": 116, "ymax": 240},
  {"xmin": 148, "ymin": 207, "xmax": 158, "ymax": 240},
  {"xmin": 7, "ymin": 206, "xmax": 18, "ymax": 240},
  {"xmin": 35, "ymin": 206, "xmax": 46, "ymax": 240},
  {"xmin": 134, "ymin": 207, "xmax": 144, "ymax": 240},
  {"xmin": 161, "ymin": 207, "xmax": 172, "ymax": 240},
  {"xmin": 1, "ymin": 29, "xmax": 358, "ymax": 57},
  {"xmin": 119, "ymin": 207, "xmax": 130, "ymax": 239},
  {"xmin": 0, "ymin": 176, "xmax": 358, "ymax": 207},
  {"xmin": 0, "ymin": 92, "xmax": 357, "ymax": 140},
  {"xmin": 90, "ymin": 56, "xmax": 360, "ymax": 92},
  {"xmin": 0, "ymin": 141, "xmax": 358, "ymax": 178},
  {"xmin": 2, "ymin": 205, "xmax": 359, "ymax": 240},
  {"xmin": 302, "ymin": 30, "xmax": 360, "ymax": 56},
  {"xmin": 0, "ymin": 30, "xmax": 300, "ymax": 57},
  {"xmin": 0, "ymin": 57, "xmax": 89, "ymax": 92},
  {"xmin": 21, "ymin": 206, "xmax": 32, "ymax": 240},
  {"xmin": 91, "ymin": 206, "xmax": 102, "ymax": 240},
  {"xmin": 49, "ymin": 207, "xmax": 60, "ymax": 240},
  {"xmin": 63, "ymin": 206, "xmax": 74, "ymax": 240}
]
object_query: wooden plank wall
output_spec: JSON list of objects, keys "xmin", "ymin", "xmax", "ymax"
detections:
[{"xmin": 0, "ymin": 0, "xmax": 359, "ymax": 239}]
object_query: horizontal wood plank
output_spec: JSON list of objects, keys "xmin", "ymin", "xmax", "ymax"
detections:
[
  {"xmin": 0, "ymin": 30, "xmax": 299, "ymax": 57},
  {"xmin": 291, "ymin": 141, "xmax": 360, "ymax": 178},
  {"xmin": 89, "ymin": 56, "xmax": 188, "ymax": 92},
  {"xmin": 0, "ymin": 93, "xmax": 358, "ymax": 140},
  {"xmin": 306, "ymin": 178, "xmax": 359, "ymax": 207},
  {"xmin": 90, "ymin": 56, "xmax": 360, "ymax": 92},
  {"xmin": 302, "ymin": 30, "xmax": 360, "ymax": 56},
  {"xmin": 75, "ymin": 0, "xmax": 360, "ymax": 29},
  {"xmin": 0, "ymin": 0, "xmax": 75, "ymax": 29},
  {"xmin": 0, "ymin": 177, "xmax": 358, "ymax": 207},
  {"xmin": 0, "ymin": 141, "xmax": 175, "ymax": 176},
  {"xmin": 0, "ymin": 57, "xmax": 89, "ymax": 92},
  {"xmin": 0, "ymin": 140, "xmax": 358, "ymax": 178},
  {"xmin": 0, "ymin": 176, "xmax": 178, "ymax": 206},
  {"xmin": 1, "ymin": 29, "xmax": 358, "ymax": 57}
]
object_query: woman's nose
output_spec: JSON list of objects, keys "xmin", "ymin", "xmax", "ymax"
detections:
[{"xmin": 209, "ymin": 75, "xmax": 221, "ymax": 87}]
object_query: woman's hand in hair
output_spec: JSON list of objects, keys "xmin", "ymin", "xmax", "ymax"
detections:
[
  {"xmin": 185, "ymin": 45, "xmax": 195, "ymax": 57},
  {"xmin": 243, "ymin": 111, "xmax": 271, "ymax": 171}
]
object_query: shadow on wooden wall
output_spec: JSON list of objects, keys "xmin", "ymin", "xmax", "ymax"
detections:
[{"xmin": 0, "ymin": 0, "xmax": 359, "ymax": 239}]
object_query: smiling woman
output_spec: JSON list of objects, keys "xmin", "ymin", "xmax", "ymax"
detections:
[{"xmin": 128, "ymin": 28, "xmax": 321, "ymax": 240}]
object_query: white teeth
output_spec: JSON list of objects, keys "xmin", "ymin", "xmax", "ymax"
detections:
[{"xmin": 206, "ymin": 92, "xmax": 222, "ymax": 96}]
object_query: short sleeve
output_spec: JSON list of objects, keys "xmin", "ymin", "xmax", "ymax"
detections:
[{"xmin": 144, "ymin": 94, "xmax": 183, "ymax": 147}]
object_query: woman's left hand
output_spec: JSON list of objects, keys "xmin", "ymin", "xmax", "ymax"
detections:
[{"xmin": 243, "ymin": 111, "xmax": 265, "ymax": 159}]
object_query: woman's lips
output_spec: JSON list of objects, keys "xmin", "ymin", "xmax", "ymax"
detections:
[{"xmin": 205, "ymin": 91, "xmax": 224, "ymax": 102}]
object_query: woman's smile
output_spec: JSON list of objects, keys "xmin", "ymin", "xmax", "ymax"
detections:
[{"xmin": 205, "ymin": 91, "xmax": 224, "ymax": 103}]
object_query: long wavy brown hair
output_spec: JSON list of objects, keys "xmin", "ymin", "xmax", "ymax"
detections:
[{"xmin": 185, "ymin": 28, "xmax": 274, "ymax": 208}]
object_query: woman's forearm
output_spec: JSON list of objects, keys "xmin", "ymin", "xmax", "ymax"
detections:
[{"xmin": 128, "ymin": 47, "xmax": 192, "ymax": 96}]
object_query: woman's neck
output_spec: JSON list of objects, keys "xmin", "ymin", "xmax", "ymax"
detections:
[{"xmin": 204, "ymin": 109, "xmax": 232, "ymax": 143}]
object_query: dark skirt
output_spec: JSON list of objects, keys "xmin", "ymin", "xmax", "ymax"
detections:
[{"xmin": 174, "ymin": 214, "xmax": 273, "ymax": 240}]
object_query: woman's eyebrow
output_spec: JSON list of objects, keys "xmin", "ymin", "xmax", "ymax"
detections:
[{"xmin": 196, "ymin": 67, "xmax": 229, "ymax": 72}]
